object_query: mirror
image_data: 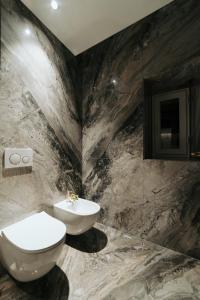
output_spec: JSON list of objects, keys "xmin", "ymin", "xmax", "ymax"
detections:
[{"xmin": 144, "ymin": 80, "xmax": 200, "ymax": 160}]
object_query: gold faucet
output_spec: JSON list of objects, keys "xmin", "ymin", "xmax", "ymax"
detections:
[{"xmin": 66, "ymin": 190, "xmax": 79, "ymax": 202}]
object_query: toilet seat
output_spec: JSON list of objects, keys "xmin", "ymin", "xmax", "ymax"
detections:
[{"xmin": 2, "ymin": 212, "xmax": 66, "ymax": 253}]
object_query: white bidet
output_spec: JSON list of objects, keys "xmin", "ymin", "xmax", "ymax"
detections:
[{"xmin": 53, "ymin": 198, "xmax": 100, "ymax": 235}]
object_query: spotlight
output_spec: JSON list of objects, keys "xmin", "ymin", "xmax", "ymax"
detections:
[{"xmin": 51, "ymin": 0, "xmax": 58, "ymax": 10}]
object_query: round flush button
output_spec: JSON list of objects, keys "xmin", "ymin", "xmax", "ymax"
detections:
[
  {"xmin": 22, "ymin": 156, "xmax": 30, "ymax": 164},
  {"xmin": 9, "ymin": 153, "xmax": 21, "ymax": 165}
]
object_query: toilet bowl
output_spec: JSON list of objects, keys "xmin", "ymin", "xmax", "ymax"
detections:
[
  {"xmin": 53, "ymin": 198, "xmax": 100, "ymax": 235},
  {"xmin": 0, "ymin": 212, "xmax": 66, "ymax": 282}
]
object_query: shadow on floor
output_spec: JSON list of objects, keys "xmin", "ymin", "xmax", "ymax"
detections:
[
  {"xmin": 15, "ymin": 266, "xmax": 69, "ymax": 300},
  {"xmin": 65, "ymin": 227, "xmax": 108, "ymax": 253}
]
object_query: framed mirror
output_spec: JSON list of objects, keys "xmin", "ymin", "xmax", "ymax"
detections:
[
  {"xmin": 143, "ymin": 80, "xmax": 200, "ymax": 160},
  {"xmin": 152, "ymin": 89, "xmax": 189, "ymax": 158}
]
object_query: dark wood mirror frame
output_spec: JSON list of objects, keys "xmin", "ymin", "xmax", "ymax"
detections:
[{"xmin": 143, "ymin": 79, "xmax": 200, "ymax": 160}]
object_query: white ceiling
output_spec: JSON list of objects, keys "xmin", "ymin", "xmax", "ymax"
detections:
[{"xmin": 21, "ymin": 0, "xmax": 174, "ymax": 55}]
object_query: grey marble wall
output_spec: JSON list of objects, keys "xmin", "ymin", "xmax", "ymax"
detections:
[
  {"xmin": 79, "ymin": 0, "xmax": 200, "ymax": 259},
  {"xmin": 0, "ymin": 0, "xmax": 82, "ymax": 228},
  {"xmin": 1, "ymin": 0, "xmax": 200, "ymax": 261}
]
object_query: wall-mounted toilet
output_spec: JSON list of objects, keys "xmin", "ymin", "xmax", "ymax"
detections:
[
  {"xmin": 0, "ymin": 212, "xmax": 66, "ymax": 282},
  {"xmin": 54, "ymin": 198, "xmax": 100, "ymax": 235}
]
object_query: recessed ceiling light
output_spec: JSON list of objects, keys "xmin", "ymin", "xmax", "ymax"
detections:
[
  {"xmin": 25, "ymin": 28, "xmax": 31, "ymax": 35},
  {"xmin": 51, "ymin": 0, "xmax": 58, "ymax": 10}
]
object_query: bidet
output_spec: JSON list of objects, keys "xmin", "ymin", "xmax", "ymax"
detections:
[{"xmin": 53, "ymin": 198, "xmax": 100, "ymax": 235}]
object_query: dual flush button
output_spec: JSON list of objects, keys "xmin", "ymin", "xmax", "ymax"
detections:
[
  {"xmin": 9, "ymin": 153, "xmax": 31, "ymax": 165},
  {"xmin": 4, "ymin": 148, "xmax": 33, "ymax": 169}
]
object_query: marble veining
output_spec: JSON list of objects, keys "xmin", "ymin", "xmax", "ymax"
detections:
[
  {"xmin": 0, "ymin": 0, "xmax": 82, "ymax": 228},
  {"xmin": 0, "ymin": 223, "xmax": 200, "ymax": 299},
  {"xmin": 1, "ymin": 0, "xmax": 200, "ymax": 290},
  {"xmin": 79, "ymin": 0, "xmax": 200, "ymax": 259}
]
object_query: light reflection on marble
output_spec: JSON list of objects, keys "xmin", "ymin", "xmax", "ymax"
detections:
[
  {"xmin": 79, "ymin": 0, "xmax": 200, "ymax": 259},
  {"xmin": 0, "ymin": 223, "xmax": 200, "ymax": 299},
  {"xmin": 0, "ymin": 0, "xmax": 82, "ymax": 229}
]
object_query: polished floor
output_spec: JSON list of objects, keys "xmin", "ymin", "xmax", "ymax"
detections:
[{"xmin": 0, "ymin": 223, "xmax": 200, "ymax": 300}]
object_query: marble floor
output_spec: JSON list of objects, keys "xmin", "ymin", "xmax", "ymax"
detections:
[{"xmin": 0, "ymin": 223, "xmax": 200, "ymax": 300}]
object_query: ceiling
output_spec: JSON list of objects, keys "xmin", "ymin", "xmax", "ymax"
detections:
[{"xmin": 21, "ymin": 0, "xmax": 174, "ymax": 55}]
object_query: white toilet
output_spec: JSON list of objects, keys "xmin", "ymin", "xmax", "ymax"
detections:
[{"xmin": 0, "ymin": 211, "xmax": 66, "ymax": 282}]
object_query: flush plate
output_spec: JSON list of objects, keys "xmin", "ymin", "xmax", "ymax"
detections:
[{"xmin": 4, "ymin": 148, "xmax": 33, "ymax": 169}]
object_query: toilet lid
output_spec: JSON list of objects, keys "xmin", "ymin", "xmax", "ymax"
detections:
[{"xmin": 2, "ymin": 212, "xmax": 66, "ymax": 253}]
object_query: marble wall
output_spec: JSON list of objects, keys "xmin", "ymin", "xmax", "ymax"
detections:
[
  {"xmin": 79, "ymin": 0, "xmax": 200, "ymax": 258},
  {"xmin": 1, "ymin": 0, "xmax": 200, "ymax": 260},
  {"xmin": 0, "ymin": 0, "xmax": 82, "ymax": 228}
]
